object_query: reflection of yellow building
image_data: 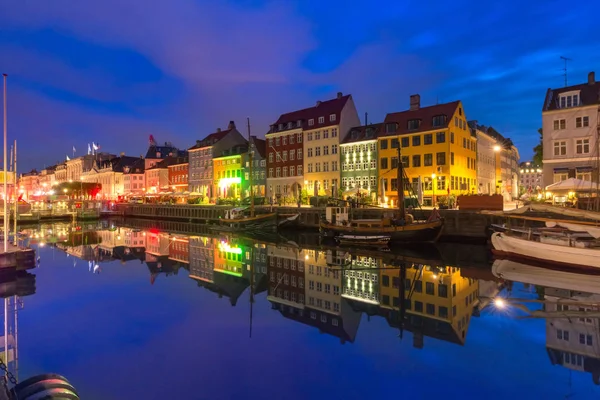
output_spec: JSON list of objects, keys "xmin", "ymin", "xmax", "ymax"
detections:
[
  {"xmin": 213, "ymin": 154, "xmax": 244, "ymax": 200},
  {"xmin": 380, "ymin": 96, "xmax": 477, "ymax": 207},
  {"xmin": 379, "ymin": 263, "xmax": 478, "ymax": 346}
]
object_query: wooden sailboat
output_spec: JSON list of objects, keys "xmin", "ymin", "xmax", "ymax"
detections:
[
  {"xmin": 319, "ymin": 146, "xmax": 444, "ymax": 243},
  {"xmin": 214, "ymin": 118, "xmax": 277, "ymax": 232}
]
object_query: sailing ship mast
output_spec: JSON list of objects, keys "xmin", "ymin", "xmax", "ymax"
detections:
[
  {"xmin": 396, "ymin": 145, "xmax": 405, "ymax": 219},
  {"xmin": 247, "ymin": 117, "xmax": 254, "ymax": 218}
]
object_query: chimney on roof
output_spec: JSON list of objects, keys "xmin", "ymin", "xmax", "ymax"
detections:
[
  {"xmin": 337, "ymin": 92, "xmax": 342, "ymax": 99},
  {"xmin": 410, "ymin": 94, "xmax": 420, "ymax": 111},
  {"xmin": 217, "ymin": 128, "xmax": 221, "ymax": 132},
  {"xmin": 316, "ymin": 100, "xmax": 321, "ymax": 106},
  {"xmin": 228, "ymin": 120, "xmax": 236, "ymax": 129},
  {"xmin": 120, "ymin": 152, "xmax": 125, "ymax": 157},
  {"xmin": 589, "ymin": 71, "xmax": 595, "ymax": 85}
]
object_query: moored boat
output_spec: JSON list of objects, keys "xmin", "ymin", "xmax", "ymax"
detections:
[{"xmin": 491, "ymin": 232, "xmax": 600, "ymax": 269}]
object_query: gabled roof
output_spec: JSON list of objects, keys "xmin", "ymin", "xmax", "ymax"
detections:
[
  {"xmin": 214, "ymin": 143, "xmax": 248, "ymax": 159},
  {"xmin": 468, "ymin": 121, "xmax": 514, "ymax": 148},
  {"xmin": 543, "ymin": 72, "xmax": 600, "ymax": 112},
  {"xmin": 122, "ymin": 157, "xmax": 145, "ymax": 174},
  {"xmin": 251, "ymin": 136, "xmax": 266, "ymax": 159},
  {"xmin": 341, "ymin": 123, "xmax": 385, "ymax": 145},
  {"xmin": 269, "ymin": 93, "xmax": 351, "ymax": 134},
  {"xmin": 383, "ymin": 100, "xmax": 460, "ymax": 137},
  {"xmin": 111, "ymin": 156, "xmax": 144, "ymax": 173},
  {"xmin": 189, "ymin": 121, "xmax": 238, "ymax": 150},
  {"xmin": 149, "ymin": 156, "xmax": 188, "ymax": 170}
]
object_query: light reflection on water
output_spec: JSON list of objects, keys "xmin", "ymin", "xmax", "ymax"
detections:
[{"xmin": 7, "ymin": 220, "xmax": 600, "ymax": 400}]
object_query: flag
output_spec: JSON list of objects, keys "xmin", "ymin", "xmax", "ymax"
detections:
[
  {"xmin": 88, "ymin": 144, "xmax": 92, "ymax": 155},
  {"xmin": 73, "ymin": 145, "xmax": 76, "ymax": 153},
  {"xmin": 92, "ymin": 142, "xmax": 99, "ymax": 151},
  {"xmin": 66, "ymin": 155, "xmax": 70, "ymax": 161}
]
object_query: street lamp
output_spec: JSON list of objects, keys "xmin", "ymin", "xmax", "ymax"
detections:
[{"xmin": 431, "ymin": 173, "xmax": 436, "ymax": 207}]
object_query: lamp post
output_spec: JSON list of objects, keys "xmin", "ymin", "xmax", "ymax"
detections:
[
  {"xmin": 493, "ymin": 145, "xmax": 501, "ymax": 194},
  {"xmin": 431, "ymin": 173, "xmax": 436, "ymax": 207}
]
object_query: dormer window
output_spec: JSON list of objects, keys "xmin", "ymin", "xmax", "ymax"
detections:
[
  {"xmin": 287, "ymin": 122, "xmax": 292, "ymax": 129},
  {"xmin": 432, "ymin": 115, "xmax": 447, "ymax": 127},
  {"xmin": 351, "ymin": 130, "xmax": 359, "ymax": 139},
  {"xmin": 386, "ymin": 123, "xmax": 397, "ymax": 133},
  {"xmin": 365, "ymin": 128, "xmax": 373, "ymax": 138},
  {"xmin": 297, "ymin": 119, "xmax": 302, "ymax": 127},
  {"xmin": 278, "ymin": 123, "xmax": 283, "ymax": 130},
  {"xmin": 329, "ymin": 114, "xmax": 336, "ymax": 122},
  {"xmin": 559, "ymin": 92, "xmax": 580, "ymax": 108},
  {"xmin": 308, "ymin": 119, "xmax": 314, "ymax": 126},
  {"xmin": 407, "ymin": 119, "xmax": 421, "ymax": 131},
  {"xmin": 318, "ymin": 116, "xmax": 325, "ymax": 124}
]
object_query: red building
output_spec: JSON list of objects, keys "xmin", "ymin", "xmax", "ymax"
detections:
[
  {"xmin": 266, "ymin": 244, "xmax": 305, "ymax": 306},
  {"xmin": 167, "ymin": 159, "xmax": 189, "ymax": 194}
]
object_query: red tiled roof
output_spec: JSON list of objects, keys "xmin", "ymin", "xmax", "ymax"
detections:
[
  {"xmin": 341, "ymin": 123, "xmax": 385, "ymax": 144},
  {"xmin": 251, "ymin": 137, "xmax": 266, "ymax": 159},
  {"xmin": 269, "ymin": 93, "xmax": 351, "ymax": 134},
  {"xmin": 189, "ymin": 129, "xmax": 232, "ymax": 150},
  {"xmin": 383, "ymin": 101, "xmax": 460, "ymax": 136}
]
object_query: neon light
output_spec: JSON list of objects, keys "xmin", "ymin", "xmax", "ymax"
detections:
[
  {"xmin": 218, "ymin": 177, "xmax": 241, "ymax": 188},
  {"xmin": 218, "ymin": 241, "xmax": 242, "ymax": 254}
]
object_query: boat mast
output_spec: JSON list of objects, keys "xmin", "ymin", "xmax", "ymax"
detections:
[
  {"xmin": 249, "ymin": 243, "xmax": 254, "ymax": 339},
  {"xmin": 596, "ymin": 106, "xmax": 600, "ymax": 212},
  {"xmin": 398, "ymin": 260, "xmax": 406, "ymax": 339},
  {"xmin": 247, "ymin": 117, "xmax": 254, "ymax": 218},
  {"xmin": 13, "ymin": 139, "xmax": 16, "ymax": 245},
  {"xmin": 3, "ymin": 74, "xmax": 7, "ymax": 253},
  {"xmin": 397, "ymin": 144, "xmax": 405, "ymax": 219}
]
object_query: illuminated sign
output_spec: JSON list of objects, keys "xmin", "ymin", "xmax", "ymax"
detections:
[
  {"xmin": 218, "ymin": 241, "xmax": 242, "ymax": 254},
  {"xmin": 218, "ymin": 177, "xmax": 241, "ymax": 188}
]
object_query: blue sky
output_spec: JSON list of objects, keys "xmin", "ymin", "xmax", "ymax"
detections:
[{"xmin": 2, "ymin": 0, "xmax": 600, "ymax": 171}]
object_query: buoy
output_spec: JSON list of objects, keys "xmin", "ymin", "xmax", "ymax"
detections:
[{"xmin": 10, "ymin": 373, "xmax": 79, "ymax": 399}]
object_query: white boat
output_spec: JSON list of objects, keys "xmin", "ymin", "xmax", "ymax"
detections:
[
  {"xmin": 491, "ymin": 232, "xmax": 600, "ymax": 269},
  {"xmin": 492, "ymin": 258, "xmax": 600, "ymax": 294}
]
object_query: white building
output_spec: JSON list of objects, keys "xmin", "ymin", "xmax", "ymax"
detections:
[
  {"xmin": 474, "ymin": 127, "xmax": 497, "ymax": 194},
  {"xmin": 542, "ymin": 71, "xmax": 600, "ymax": 188}
]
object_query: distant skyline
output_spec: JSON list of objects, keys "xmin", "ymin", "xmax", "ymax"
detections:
[{"xmin": 2, "ymin": 0, "xmax": 600, "ymax": 172}]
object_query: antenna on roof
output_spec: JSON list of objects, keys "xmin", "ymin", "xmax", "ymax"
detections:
[{"xmin": 560, "ymin": 56, "xmax": 572, "ymax": 87}]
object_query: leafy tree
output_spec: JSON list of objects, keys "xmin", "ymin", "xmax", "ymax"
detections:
[{"xmin": 533, "ymin": 128, "xmax": 543, "ymax": 166}]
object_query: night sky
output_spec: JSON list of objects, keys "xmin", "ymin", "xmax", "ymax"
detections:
[{"xmin": 2, "ymin": 0, "xmax": 600, "ymax": 172}]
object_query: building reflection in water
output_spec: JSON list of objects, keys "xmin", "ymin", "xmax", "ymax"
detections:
[{"xmin": 20, "ymin": 222, "xmax": 494, "ymax": 348}]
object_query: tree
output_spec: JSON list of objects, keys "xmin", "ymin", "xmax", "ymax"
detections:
[{"xmin": 533, "ymin": 128, "xmax": 543, "ymax": 166}]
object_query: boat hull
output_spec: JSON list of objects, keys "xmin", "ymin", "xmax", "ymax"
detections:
[
  {"xmin": 214, "ymin": 213, "xmax": 278, "ymax": 232},
  {"xmin": 320, "ymin": 219, "xmax": 444, "ymax": 244},
  {"xmin": 491, "ymin": 232, "xmax": 599, "ymax": 269}
]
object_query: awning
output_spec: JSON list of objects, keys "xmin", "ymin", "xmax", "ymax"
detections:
[
  {"xmin": 577, "ymin": 166, "xmax": 594, "ymax": 172},
  {"xmin": 553, "ymin": 167, "xmax": 569, "ymax": 172},
  {"xmin": 545, "ymin": 177, "xmax": 599, "ymax": 191}
]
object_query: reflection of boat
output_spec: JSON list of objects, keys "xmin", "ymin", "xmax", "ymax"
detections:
[
  {"xmin": 278, "ymin": 213, "xmax": 300, "ymax": 228},
  {"xmin": 491, "ymin": 231, "xmax": 600, "ymax": 269},
  {"xmin": 335, "ymin": 234, "xmax": 390, "ymax": 247},
  {"xmin": 492, "ymin": 258, "xmax": 600, "ymax": 293},
  {"xmin": 320, "ymin": 146, "xmax": 443, "ymax": 243}
]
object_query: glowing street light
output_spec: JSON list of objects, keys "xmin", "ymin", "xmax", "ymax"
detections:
[{"xmin": 494, "ymin": 298, "xmax": 505, "ymax": 309}]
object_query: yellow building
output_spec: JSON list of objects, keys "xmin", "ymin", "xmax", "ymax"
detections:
[
  {"xmin": 213, "ymin": 147, "xmax": 245, "ymax": 200},
  {"xmin": 379, "ymin": 263, "xmax": 479, "ymax": 346},
  {"xmin": 379, "ymin": 95, "xmax": 477, "ymax": 207}
]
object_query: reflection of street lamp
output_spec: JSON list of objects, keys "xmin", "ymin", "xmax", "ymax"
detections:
[
  {"xmin": 493, "ymin": 145, "xmax": 501, "ymax": 194},
  {"xmin": 431, "ymin": 173, "xmax": 437, "ymax": 207}
]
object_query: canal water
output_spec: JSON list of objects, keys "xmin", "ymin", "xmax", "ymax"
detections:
[{"xmin": 7, "ymin": 221, "xmax": 600, "ymax": 399}]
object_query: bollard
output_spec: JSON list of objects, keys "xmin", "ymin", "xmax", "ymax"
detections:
[{"xmin": 10, "ymin": 374, "xmax": 79, "ymax": 400}]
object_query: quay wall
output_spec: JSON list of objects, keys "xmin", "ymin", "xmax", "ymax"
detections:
[{"xmin": 115, "ymin": 204, "xmax": 501, "ymax": 241}]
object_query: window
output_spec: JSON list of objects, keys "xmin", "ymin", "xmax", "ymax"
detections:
[
  {"xmin": 380, "ymin": 140, "xmax": 388, "ymax": 150},
  {"xmin": 436, "ymin": 152, "xmax": 446, "ymax": 165},
  {"xmin": 308, "ymin": 119, "xmax": 314, "ymax": 126},
  {"xmin": 408, "ymin": 119, "xmax": 420, "ymax": 130},
  {"xmin": 315, "ymin": 147, "xmax": 321, "ymax": 156},
  {"xmin": 290, "ymin": 149, "xmax": 295, "ymax": 160},
  {"xmin": 297, "ymin": 149, "xmax": 302, "ymax": 159},
  {"xmin": 412, "ymin": 155, "xmax": 421, "ymax": 167},
  {"xmin": 290, "ymin": 166, "xmax": 295, "ymax": 176},
  {"xmin": 437, "ymin": 176, "xmax": 446, "ymax": 190},
  {"xmin": 414, "ymin": 280, "xmax": 422, "ymax": 293},
  {"xmin": 424, "ymin": 153, "xmax": 433, "ymax": 166},
  {"xmin": 439, "ymin": 306, "xmax": 448, "ymax": 318},
  {"xmin": 426, "ymin": 282, "xmax": 435, "ymax": 295},
  {"xmin": 401, "ymin": 137, "xmax": 409, "ymax": 148},
  {"xmin": 297, "ymin": 133, "xmax": 302, "ymax": 142},
  {"xmin": 415, "ymin": 301, "xmax": 423, "ymax": 312},
  {"xmin": 332, "ymin": 144, "xmax": 338, "ymax": 154},
  {"xmin": 329, "ymin": 114, "xmax": 336, "ymax": 122},
  {"xmin": 553, "ymin": 141, "xmax": 567, "ymax": 156},
  {"xmin": 426, "ymin": 303, "xmax": 435, "ymax": 315},
  {"xmin": 436, "ymin": 132, "xmax": 446, "ymax": 143},
  {"xmin": 553, "ymin": 119, "xmax": 566, "ymax": 130},
  {"xmin": 450, "ymin": 132, "xmax": 454, "ymax": 143},
  {"xmin": 382, "ymin": 275, "xmax": 390, "ymax": 287},
  {"xmin": 323, "ymin": 145, "xmax": 329, "ymax": 155},
  {"xmin": 308, "ymin": 148, "xmax": 313, "ymax": 157},
  {"xmin": 401, "ymin": 156, "xmax": 409, "ymax": 168},
  {"xmin": 451, "ymin": 152, "xmax": 454, "ymax": 165},
  {"xmin": 315, "ymin": 131, "xmax": 320, "ymax": 140},
  {"xmin": 432, "ymin": 115, "xmax": 446, "ymax": 127},
  {"xmin": 438, "ymin": 284, "xmax": 448, "ymax": 298},
  {"xmin": 424, "ymin": 134, "xmax": 433, "ymax": 145},
  {"xmin": 576, "ymin": 138, "xmax": 590, "ymax": 154},
  {"xmin": 318, "ymin": 116, "xmax": 325, "ymax": 124},
  {"xmin": 289, "ymin": 134, "xmax": 295, "ymax": 144},
  {"xmin": 381, "ymin": 158, "xmax": 388, "ymax": 169},
  {"xmin": 382, "ymin": 295, "xmax": 390, "ymax": 305},
  {"xmin": 282, "ymin": 151, "xmax": 287, "ymax": 161},
  {"xmin": 391, "ymin": 157, "xmax": 399, "ymax": 169},
  {"xmin": 412, "ymin": 136, "xmax": 421, "ymax": 146},
  {"xmin": 391, "ymin": 138, "xmax": 399, "ymax": 148}
]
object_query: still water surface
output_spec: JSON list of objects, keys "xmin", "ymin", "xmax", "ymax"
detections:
[{"xmin": 9, "ymin": 221, "xmax": 600, "ymax": 399}]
